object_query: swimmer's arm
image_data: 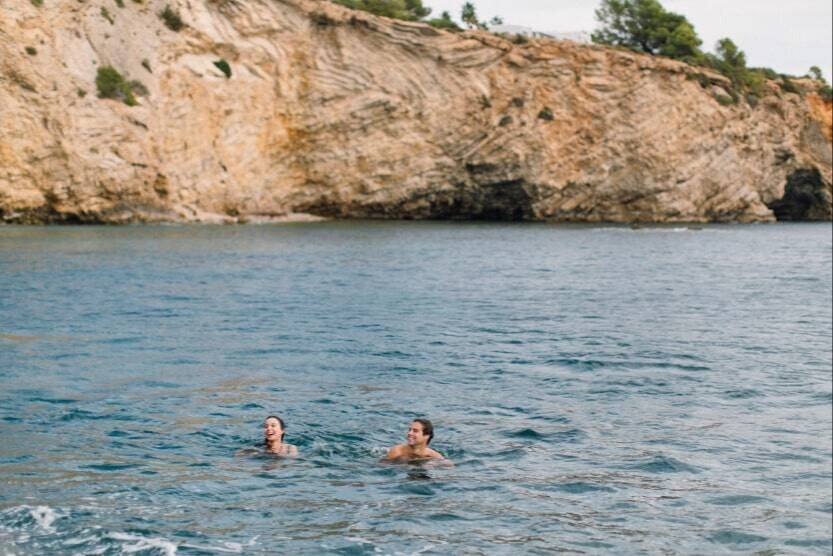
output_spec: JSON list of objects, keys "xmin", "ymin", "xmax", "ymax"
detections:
[
  {"xmin": 381, "ymin": 445, "xmax": 405, "ymax": 462},
  {"xmin": 286, "ymin": 445, "xmax": 299, "ymax": 457}
]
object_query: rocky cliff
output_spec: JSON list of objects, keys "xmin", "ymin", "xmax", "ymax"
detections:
[{"xmin": 1, "ymin": 0, "xmax": 831, "ymax": 223}]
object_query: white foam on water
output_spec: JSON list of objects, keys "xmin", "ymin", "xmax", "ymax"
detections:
[
  {"xmin": 29, "ymin": 507, "xmax": 56, "ymax": 534},
  {"xmin": 108, "ymin": 532, "xmax": 177, "ymax": 555},
  {"xmin": 63, "ymin": 534, "xmax": 98, "ymax": 547},
  {"xmin": 180, "ymin": 541, "xmax": 248, "ymax": 554},
  {"xmin": 2, "ymin": 538, "xmax": 21, "ymax": 556},
  {"xmin": 1, "ymin": 505, "xmax": 58, "ymax": 535},
  {"xmin": 590, "ymin": 226, "xmax": 721, "ymax": 234},
  {"xmin": 345, "ymin": 536, "xmax": 374, "ymax": 544},
  {"xmin": 400, "ymin": 540, "xmax": 448, "ymax": 556}
]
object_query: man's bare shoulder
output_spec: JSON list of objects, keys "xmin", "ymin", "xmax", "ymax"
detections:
[
  {"xmin": 425, "ymin": 448, "xmax": 444, "ymax": 459},
  {"xmin": 423, "ymin": 449, "xmax": 453, "ymax": 467},
  {"xmin": 382, "ymin": 444, "xmax": 409, "ymax": 461}
]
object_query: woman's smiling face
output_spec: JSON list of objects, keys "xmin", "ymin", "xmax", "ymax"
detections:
[{"xmin": 264, "ymin": 417, "xmax": 284, "ymax": 443}]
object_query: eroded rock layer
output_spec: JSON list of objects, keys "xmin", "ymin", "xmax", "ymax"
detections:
[{"xmin": 1, "ymin": 0, "xmax": 831, "ymax": 223}]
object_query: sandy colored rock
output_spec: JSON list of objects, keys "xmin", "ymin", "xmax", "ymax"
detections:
[{"xmin": 0, "ymin": 0, "xmax": 831, "ymax": 223}]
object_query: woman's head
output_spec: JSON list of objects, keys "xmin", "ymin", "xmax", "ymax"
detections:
[{"xmin": 264, "ymin": 415, "xmax": 286, "ymax": 443}]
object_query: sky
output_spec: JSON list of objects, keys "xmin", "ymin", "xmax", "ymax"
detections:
[{"xmin": 423, "ymin": 0, "xmax": 833, "ymax": 79}]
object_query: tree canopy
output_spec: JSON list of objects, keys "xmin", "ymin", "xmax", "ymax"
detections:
[
  {"xmin": 808, "ymin": 66, "xmax": 826, "ymax": 82},
  {"xmin": 331, "ymin": 0, "xmax": 501, "ymax": 32},
  {"xmin": 461, "ymin": 2, "xmax": 479, "ymax": 29},
  {"xmin": 589, "ymin": 0, "xmax": 800, "ymax": 103},
  {"xmin": 591, "ymin": 0, "xmax": 702, "ymax": 60},
  {"xmin": 332, "ymin": 0, "xmax": 431, "ymax": 21},
  {"xmin": 426, "ymin": 10, "xmax": 459, "ymax": 30}
]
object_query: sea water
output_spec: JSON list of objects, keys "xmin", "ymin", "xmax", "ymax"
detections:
[{"xmin": 0, "ymin": 222, "xmax": 831, "ymax": 554}]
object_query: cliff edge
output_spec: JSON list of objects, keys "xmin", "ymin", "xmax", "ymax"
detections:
[{"xmin": 1, "ymin": 0, "xmax": 831, "ymax": 223}]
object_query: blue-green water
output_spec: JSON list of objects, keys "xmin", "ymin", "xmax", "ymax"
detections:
[{"xmin": 0, "ymin": 222, "xmax": 831, "ymax": 555}]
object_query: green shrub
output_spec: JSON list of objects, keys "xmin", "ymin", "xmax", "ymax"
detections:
[
  {"xmin": 779, "ymin": 77, "xmax": 802, "ymax": 95},
  {"xmin": 160, "ymin": 5, "xmax": 184, "ymax": 31},
  {"xmin": 427, "ymin": 18, "xmax": 458, "ymax": 30},
  {"xmin": 511, "ymin": 34, "xmax": 528, "ymax": 45},
  {"xmin": 30, "ymin": 0, "xmax": 43, "ymax": 6},
  {"xmin": 741, "ymin": 68, "xmax": 767, "ymax": 97},
  {"xmin": 691, "ymin": 41, "xmax": 781, "ymax": 103},
  {"xmin": 749, "ymin": 66, "xmax": 779, "ymax": 80},
  {"xmin": 427, "ymin": 11, "xmax": 459, "ymax": 30},
  {"xmin": 511, "ymin": 96, "xmax": 524, "ymax": 107},
  {"xmin": 96, "ymin": 66, "xmax": 125, "ymax": 98},
  {"xmin": 714, "ymin": 93, "xmax": 735, "ymax": 106},
  {"xmin": 538, "ymin": 106, "xmax": 554, "ymax": 121},
  {"xmin": 25, "ymin": 46, "xmax": 37, "ymax": 56},
  {"xmin": 745, "ymin": 93, "xmax": 758, "ymax": 108},
  {"xmin": 77, "ymin": 88, "xmax": 87, "ymax": 98},
  {"xmin": 96, "ymin": 66, "xmax": 137, "ymax": 106},
  {"xmin": 686, "ymin": 72, "xmax": 710, "ymax": 89},
  {"xmin": 141, "ymin": 59, "xmax": 152, "ymax": 73},
  {"xmin": 498, "ymin": 115, "xmax": 513, "ymax": 126},
  {"xmin": 213, "ymin": 59, "xmax": 232, "ymax": 78},
  {"xmin": 820, "ymin": 85, "xmax": 833, "ymax": 102},
  {"xmin": 332, "ymin": 0, "xmax": 431, "ymax": 22},
  {"xmin": 115, "ymin": 0, "xmax": 124, "ymax": 7}
]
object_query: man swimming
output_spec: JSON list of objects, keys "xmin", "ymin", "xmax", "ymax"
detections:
[
  {"xmin": 382, "ymin": 418, "xmax": 447, "ymax": 463},
  {"xmin": 263, "ymin": 415, "xmax": 298, "ymax": 457}
]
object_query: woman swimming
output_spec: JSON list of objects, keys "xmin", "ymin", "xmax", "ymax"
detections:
[{"xmin": 263, "ymin": 415, "xmax": 298, "ymax": 457}]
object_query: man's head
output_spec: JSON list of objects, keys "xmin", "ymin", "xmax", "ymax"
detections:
[
  {"xmin": 407, "ymin": 418, "xmax": 434, "ymax": 446},
  {"xmin": 264, "ymin": 415, "xmax": 286, "ymax": 442}
]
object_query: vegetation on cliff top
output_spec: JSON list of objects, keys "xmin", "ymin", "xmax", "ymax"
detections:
[
  {"xmin": 329, "ymin": 0, "xmax": 505, "ymax": 31},
  {"xmin": 331, "ymin": 0, "xmax": 431, "ymax": 22},
  {"xmin": 591, "ymin": 0, "xmax": 830, "ymax": 105},
  {"xmin": 327, "ymin": 0, "xmax": 830, "ymax": 104},
  {"xmin": 592, "ymin": 0, "xmax": 701, "ymax": 60}
]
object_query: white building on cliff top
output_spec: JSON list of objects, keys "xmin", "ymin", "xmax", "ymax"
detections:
[{"xmin": 491, "ymin": 24, "xmax": 591, "ymax": 44}]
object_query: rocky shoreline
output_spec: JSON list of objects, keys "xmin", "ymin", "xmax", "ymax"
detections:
[{"xmin": 1, "ymin": 0, "xmax": 831, "ymax": 223}]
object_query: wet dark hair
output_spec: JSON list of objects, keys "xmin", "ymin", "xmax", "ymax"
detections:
[
  {"xmin": 413, "ymin": 418, "xmax": 434, "ymax": 445},
  {"xmin": 264, "ymin": 415, "xmax": 286, "ymax": 442}
]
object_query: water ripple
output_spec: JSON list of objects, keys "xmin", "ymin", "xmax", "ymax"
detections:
[{"xmin": 0, "ymin": 222, "xmax": 830, "ymax": 554}]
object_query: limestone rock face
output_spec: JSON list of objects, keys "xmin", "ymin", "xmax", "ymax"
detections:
[{"xmin": 1, "ymin": 0, "xmax": 831, "ymax": 223}]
